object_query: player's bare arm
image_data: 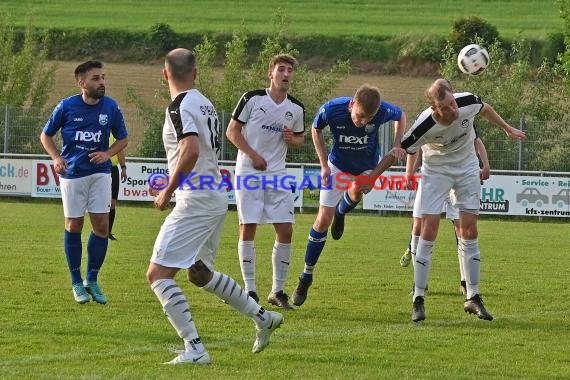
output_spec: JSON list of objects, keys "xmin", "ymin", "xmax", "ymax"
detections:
[
  {"xmin": 357, "ymin": 149, "xmax": 398, "ymax": 194},
  {"xmin": 283, "ymin": 126, "xmax": 304, "ymax": 149},
  {"xmin": 391, "ymin": 112, "xmax": 408, "ymax": 160},
  {"xmin": 311, "ymin": 127, "xmax": 330, "ymax": 188},
  {"xmin": 154, "ymin": 135, "xmax": 199, "ymax": 211},
  {"xmin": 226, "ymin": 119, "xmax": 267, "ymax": 170},
  {"xmin": 480, "ymin": 103, "xmax": 526, "ymax": 140},
  {"xmin": 40, "ymin": 132, "xmax": 68, "ymax": 175}
]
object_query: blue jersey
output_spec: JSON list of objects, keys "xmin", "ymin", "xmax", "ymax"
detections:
[
  {"xmin": 43, "ymin": 94, "xmax": 128, "ymax": 179},
  {"xmin": 314, "ymin": 96, "xmax": 402, "ymax": 175}
]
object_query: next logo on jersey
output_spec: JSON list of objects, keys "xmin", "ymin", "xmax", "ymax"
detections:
[
  {"xmin": 339, "ymin": 134, "xmax": 369, "ymax": 144},
  {"xmin": 75, "ymin": 130, "xmax": 102, "ymax": 142}
]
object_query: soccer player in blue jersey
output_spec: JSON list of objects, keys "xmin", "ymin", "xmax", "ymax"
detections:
[
  {"xmin": 292, "ymin": 84, "xmax": 407, "ymax": 306},
  {"xmin": 40, "ymin": 60, "xmax": 128, "ymax": 304}
]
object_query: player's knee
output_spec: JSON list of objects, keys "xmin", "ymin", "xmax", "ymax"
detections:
[{"xmin": 187, "ymin": 260, "xmax": 212, "ymax": 287}]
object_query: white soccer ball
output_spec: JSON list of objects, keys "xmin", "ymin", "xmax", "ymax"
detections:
[{"xmin": 457, "ymin": 44, "xmax": 490, "ymax": 75}]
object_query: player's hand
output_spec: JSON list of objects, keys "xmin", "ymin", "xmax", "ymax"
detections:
[
  {"xmin": 251, "ymin": 153, "xmax": 267, "ymax": 171},
  {"xmin": 357, "ymin": 181, "xmax": 373, "ymax": 194},
  {"xmin": 88, "ymin": 151, "xmax": 111, "ymax": 165},
  {"xmin": 320, "ymin": 165, "xmax": 331, "ymax": 188},
  {"xmin": 391, "ymin": 147, "xmax": 407, "ymax": 161},
  {"xmin": 53, "ymin": 156, "xmax": 68, "ymax": 175},
  {"xmin": 120, "ymin": 168, "xmax": 128, "ymax": 182},
  {"xmin": 480, "ymin": 166, "xmax": 490, "ymax": 181},
  {"xmin": 405, "ymin": 175, "xmax": 419, "ymax": 190},
  {"xmin": 154, "ymin": 189, "xmax": 173, "ymax": 211},
  {"xmin": 504, "ymin": 126, "xmax": 526, "ymax": 141}
]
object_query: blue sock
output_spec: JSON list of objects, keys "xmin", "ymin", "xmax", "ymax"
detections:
[
  {"xmin": 64, "ymin": 230, "xmax": 83, "ymax": 285},
  {"xmin": 86, "ymin": 232, "xmax": 109, "ymax": 283},
  {"xmin": 336, "ymin": 191, "xmax": 359, "ymax": 216},
  {"xmin": 302, "ymin": 228, "xmax": 328, "ymax": 281}
]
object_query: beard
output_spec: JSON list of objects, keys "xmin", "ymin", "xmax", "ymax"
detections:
[{"xmin": 87, "ymin": 86, "xmax": 105, "ymax": 99}]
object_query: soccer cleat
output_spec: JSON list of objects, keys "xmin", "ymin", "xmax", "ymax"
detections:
[
  {"xmin": 412, "ymin": 296, "xmax": 426, "ymax": 322},
  {"xmin": 163, "ymin": 350, "xmax": 211, "ymax": 365},
  {"xmin": 84, "ymin": 281, "xmax": 107, "ymax": 304},
  {"xmin": 108, "ymin": 233, "xmax": 117, "ymax": 241},
  {"xmin": 72, "ymin": 283, "xmax": 90, "ymax": 304},
  {"xmin": 400, "ymin": 248, "xmax": 412, "ymax": 267},
  {"xmin": 464, "ymin": 294, "xmax": 493, "ymax": 321},
  {"xmin": 459, "ymin": 281, "xmax": 467, "ymax": 296},
  {"xmin": 248, "ymin": 291, "xmax": 259, "ymax": 303},
  {"xmin": 267, "ymin": 290, "xmax": 294, "ymax": 310},
  {"xmin": 292, "ymin": 276, "xmax": 313, "ymax": 306},
  {"xmin": 252, "ymin": 311, "xmax": 283, "ymax": 353},
  {"xmin": 330, "ymin": 212, "xmax": 345, "ymax": 240}
]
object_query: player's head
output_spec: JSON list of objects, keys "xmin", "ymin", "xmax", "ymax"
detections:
[
  {"xmin": 268, "ymin": 54, "xmax": 297, "ymax": 92},
  {"xmin": 349, "ymin": 84, "xmax": 381, "ymax": 127},
  {"xmin": 426, "ymin": 78, "xmax": 458, "ymax": 125},
  {"xmin": 164, "ymin": 48, "xmax": 197, "ymax": 82},
  {"xmin": 74, "ymin": 60, "xmax": 105, "ymax": 99}
]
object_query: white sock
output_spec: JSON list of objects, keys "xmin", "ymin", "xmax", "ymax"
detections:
[
  {"xmin": 238, "ymin": 240, "xmax": 256, "ymax": 293},
  {"xmin": 413, "ymin": 238, "xmax": 434, "ymax": 300},
  {"xmin": 151, "ymin": 279, "xmax": 205, "ymax": 353},
  {"xmin": 461, "ymin": 238, "xmax": 481, "ymax": 299},
  {"xmin": 201, "ymin": 271, "xmax": 270, "ymax": 328},
  {"xmin": 411, "ymin": 234, "xmax": 420, "ymax": 254},
  {"xmin": 272, "ymin": 241, "xmax": 291, "ymax": 293}
]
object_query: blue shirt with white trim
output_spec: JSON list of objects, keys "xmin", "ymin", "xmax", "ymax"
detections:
[{"xmin": 43, "ymin": 94, "xmax": 128, "ymax": 179}]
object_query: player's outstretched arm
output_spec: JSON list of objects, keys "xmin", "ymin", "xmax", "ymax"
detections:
[{"xmin": 480, "ymin": 103, "xmax": 526, "ymax": 141}]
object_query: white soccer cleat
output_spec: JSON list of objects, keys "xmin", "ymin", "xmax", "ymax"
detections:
[
  {"xmin": 252, "ymin": 311, "xmax": 284, "ymax": 353},
  {"xmin": 163, "ymin": 350, "xmax": 211, "ymax": 365}
]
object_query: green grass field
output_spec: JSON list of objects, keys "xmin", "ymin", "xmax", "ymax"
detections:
[
  {"xmin": 0, "ymin": 198, "xmax": 568, "ymax": 379},
  {"xmin": 1, "ymin": 0, "xmax": 564, "ymax": 39}
]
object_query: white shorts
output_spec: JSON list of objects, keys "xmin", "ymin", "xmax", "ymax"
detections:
[
  {"xmin": 417, "ymin": 163, "xmax": 481, "ymax": 216},
  {"xmin": 235, "ymin": 181, "xmax": 294, "ymax": 224},
  {"xmin": 60, "ymin": 173, "xmax": 111, "ymax": 218},
  {"xmin": 319, "ymin": 161, "xmax": 371, "ymax": 207},
  {"xmin": 412, "ymin": 182, "xmax": 459, "ymax": 220},
  {"xmin": 151, "ymin": 197, "xmax": 226, "ymax": 270}
]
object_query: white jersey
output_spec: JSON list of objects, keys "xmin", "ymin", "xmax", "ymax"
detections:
[
  {"xmin": 162, "ymin": 89, "xmax": 227, "ymax": 214},
  {"xmin": 402, "ymin": 92, "xmax": 483, "ymax": 172},
  {"xmin": 231, "ymin": 89, "xmax": 305, "ymax": 176}
]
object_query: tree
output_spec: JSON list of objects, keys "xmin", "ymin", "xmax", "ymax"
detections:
[
  {"xmin": 0, "ymin": 15, "xmax": 56, "ymax": 153},
  {"xmin": 130, "ymin": 14, "xmax": 350, "ymax": 160},
  {"xmin": 440, "ymin": 37, "xmax": 568, "ymax": 171}
]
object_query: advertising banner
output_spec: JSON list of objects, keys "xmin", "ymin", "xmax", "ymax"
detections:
[{"xmin": 0, "ymin": 158, "xmax": 33, "ymax": 196}]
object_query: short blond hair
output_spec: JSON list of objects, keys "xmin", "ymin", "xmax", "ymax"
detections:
[{"xmin": 354, "ymin": 84, "xmax": 381, "ymax": 115}]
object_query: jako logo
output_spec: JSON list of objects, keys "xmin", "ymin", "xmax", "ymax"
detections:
[
  {"xmin": 75, "ymin": 130, "xmax": 102, "ymax": 142},
  {"xmin": 339, "ymin": 134, "xmax": 368, "ymax": 144}
]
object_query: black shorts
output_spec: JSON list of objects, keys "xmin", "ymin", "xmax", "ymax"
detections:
[{"xmin": 111, "ymin": 165, "xmax": 120, "ymax": 200}]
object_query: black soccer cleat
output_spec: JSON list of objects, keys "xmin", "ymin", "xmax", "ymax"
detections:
[
  {"xmin": 108, "ymin": 233, "xmax": 117, "ymax": 241},
  {"xmin": 292, "ymin": 276, "xmax": 313, "ymax": 306},
  {"xmin": 412, "ymin": 296, "xmax": 426, "ymax": 322},
  {"xmin": 330, "ymin": 212, "xmax": 345, "ymax": 240},
  {"xmin": 267, "ymin": 290, "xmax": 294, "ymax": 310},
  {"xmin": 248, "ymin": 291, "xmax": 259, "ymax": 303},
  {"xmin": 464, "ymin": 294, "xmax": 493, "ymax": 321}
]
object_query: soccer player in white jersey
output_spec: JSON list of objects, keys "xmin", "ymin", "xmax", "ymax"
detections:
[
  {"xmin": 291, "ymin": 84, "xmax": 407, "ymax": 307},
  {"xmin": 40, "ymin": 60, "xmax": 128, "ymax": 305},
  {"xmin": 226, "ymin": 54, "xmax": 305, "ymax": 309},
  {"xmin": 362, "ymin": 78, "xmax": 525, "ymax": 322},
  {"xmin": 146, "ymin": 48, "xmax": 283, "ymax": 365},
  {"xmin": 401, "ymin": 133, "xmax": 490, "ymax": 297}
]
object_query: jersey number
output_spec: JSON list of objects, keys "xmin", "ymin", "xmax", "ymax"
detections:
[{"xmin": 206, "ymin": 116, "xmax": 221, "ymax": 158}]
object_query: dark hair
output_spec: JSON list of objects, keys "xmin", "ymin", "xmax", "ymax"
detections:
[
  {"xmin": 74, "ymin": 60, "xmax": 103, "ymax": 80},
  {"xmin": 269, "ymin": 54, "xmax": 298, "ymax": 71},
  {"xmin": 165, "ymin": 48, "xmax": 196, "ymax": 81}
]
